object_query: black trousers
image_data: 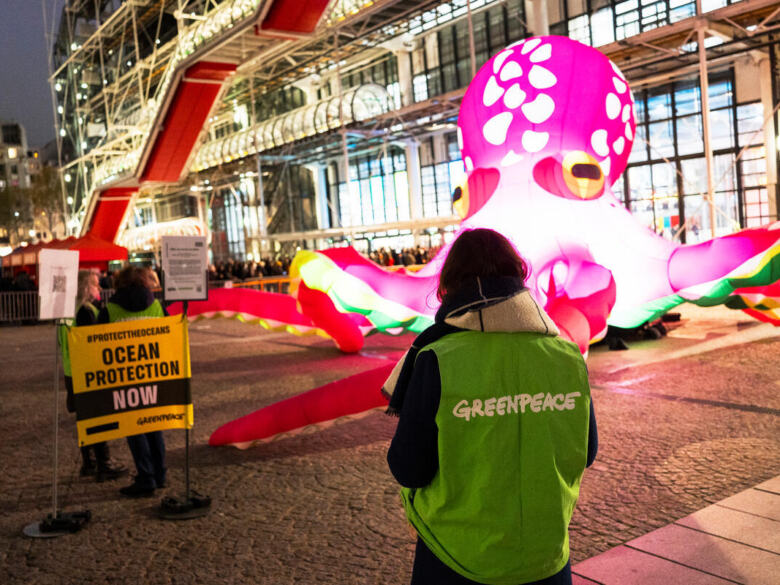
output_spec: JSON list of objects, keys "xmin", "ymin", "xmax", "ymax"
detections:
[
  {"xmin": 66, "ymin": 376, "xmax": 112, "ymax": 469},
  {"xmin": 126, "ymin": 431, "xmax": 166, "ymax": 489},
  {"xmin": 411, "ymin": 538, "xmax": 572, "ymax": 585}
]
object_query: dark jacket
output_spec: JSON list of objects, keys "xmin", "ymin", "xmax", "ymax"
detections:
[{"xmin": 97, "ymin": 285, "xmax": 167, "ymax": 324}]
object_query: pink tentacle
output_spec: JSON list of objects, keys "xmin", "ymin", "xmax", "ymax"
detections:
[
  {"xmin": 208, "ymin": 363, "xmax": 394, "ymax": 447},
  {"xmin": 296, "ymin": 282, "xmax": 366, "ymax": 353},
  {"xmin": 168, "ymin": 287, "xmax": 315, "ymax": 328}
]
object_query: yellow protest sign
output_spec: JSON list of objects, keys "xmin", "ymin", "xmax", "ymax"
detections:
[{"xmin": 68, "ymin": 315, "xmax": 192, "ymax": 446}]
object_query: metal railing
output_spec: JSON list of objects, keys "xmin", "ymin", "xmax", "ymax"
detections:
[
  {"xmin": 215, "ymin": 277, "xmax": 291, "ymax": 294},
  {"xmin": 0, "ymin": 291, "xmax": 40, "ymax": 323}
]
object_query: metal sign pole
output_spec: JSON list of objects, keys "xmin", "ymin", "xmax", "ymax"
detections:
[
  {"xmin": 183, "ymin": 300, "xmax": 190, "ymax": 505},
  {"xmin": 158, "ymin": 267, "xmax": 210, "ymax": 520},
  {"xmin": 24, "ymin": 320, "xmax": 90, "ymax": 537},
  {"xmin": 51, "ymin": 321, "xmax": 60, "ymax": 519}
]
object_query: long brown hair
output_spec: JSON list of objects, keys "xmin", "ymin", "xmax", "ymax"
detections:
[
  {"xmin": 437, "ymin": 229, "xmax": 528, "ymax": 302},
  {"xmin": 76, "ymin": 270, "xmax": 99, "ymax": 308}
]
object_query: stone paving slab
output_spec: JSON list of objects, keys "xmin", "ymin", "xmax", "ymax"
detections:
[
  {"xmin": 627, "ymin": 523, "xmax": 780, "ymax": 585},
  {"xmin": 717, "ymin": 488, "xmax": 780, "ymax": 521},
  {"xmin": 572, "ymin": 575, "xmax": 601, "ymax": 584},
  {"xmin": 756, "ymin": 475, "xmax": 780, "ymax": 494},
  {"xmin": 676, "ymin": 504, "xmax": 780, "ymax": 554},
  {"xmin": 573, "ymin": 478, "xmax": 780, "ymax": 585},
  {"xmin": 573, "ymin": 545, "xmax": 736, "ymax": 585}
]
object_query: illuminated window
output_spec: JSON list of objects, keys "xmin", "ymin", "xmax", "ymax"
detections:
[{"xmin": 616, "ymin": 71, "xmax": 770, "ymax": 243}]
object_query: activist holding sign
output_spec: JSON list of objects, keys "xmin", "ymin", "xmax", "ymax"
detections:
[
  {"xmin": 60, "ymin": 270, "xmax": 128, "ymax": 482},
  {"xmin": 97, "ymin": 266, "xmax": 171, "ymax": 498},
  {"xmin": 385, "ymin": 229, "xmax": 598, "ymax": 585}
]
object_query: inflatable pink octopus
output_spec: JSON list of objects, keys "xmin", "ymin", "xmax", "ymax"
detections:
[{"xmin": 169, "ymin": 36, "xmax": 780, "ymax": 447}]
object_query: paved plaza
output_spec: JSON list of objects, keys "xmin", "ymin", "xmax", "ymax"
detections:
[{"xmin": 1, "ymin": 305, "xmax": 778, "ymax": 584}]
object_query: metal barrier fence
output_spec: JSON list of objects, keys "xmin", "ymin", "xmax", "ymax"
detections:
[
  {"xmin": 0, "ymin": 277, "xmax": 293, "ymax": 323},
  {"xmin": 0, "ymin": 291, "xmax": 40, "ymax": 323}
]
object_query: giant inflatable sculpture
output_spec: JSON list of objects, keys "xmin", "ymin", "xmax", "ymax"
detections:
[{"xmin": 168, "ymin": 36, "xmax": 780, "ymax": 447}]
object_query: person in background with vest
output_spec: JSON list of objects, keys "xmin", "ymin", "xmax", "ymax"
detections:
[
  {"xmin": 97, "ymin": 265, "xmax": 168, "ymax": 498},
  {"xmin": 61, "ymin": 270, "xmax": 128, "ymax": 482},
  {"xmin": 385, "ymin": 228, "xmax": 598, "ymax": 585}
]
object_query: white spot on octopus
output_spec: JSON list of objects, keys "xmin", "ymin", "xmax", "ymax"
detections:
[
  {"xmin": 501, "ymin": 150, "xmax": 524, "ymax": 167},
  {"xmin": 483, "ymin": 75, "xmax": 505, "ymax": 107},
  {"xmin": 521, "ymin": 38, "xmax": 542, "ymax": 54},
  {"xmin": 503, "ymin": 84, "xmax": 526, "ymax": 109},
  {"xmin": 600, "ymin": 156, "xmax": 611, "ymax": 177},
  {"xmin": 522, "ymin": 130, "xmax": 549, "ymax": 153},
  {"xmin": 493, "ymin": 50, "xmax": 514, "ymax": 75},
  {"xmin": 591, "ymin": 129, "xmax": 609, "ymax": 157},
  {"xmin": 606, "ymin": 93, "xmax": 621, "ymax": 120},
  {"xmin": 499, "ymin": 61, "xmax": 523, "ymax": 82},
  {"xmin": 610, "ymin": 61, "xmax": 626, "ymax": 80},
  {"xmin": 613, "ymin": 136, "xmax": 625, "ymax": 155},
  {"xmin": 483, "ymin": 111, "xmax": 513, "ymax": 145},
  {"xmin": 521, "ymin": 94, "xmax": 555, "ymax": 124},
  {"xmin": 528, "ymin": 65, "xmax": 557, "ymax": 89},
  {"xmin": 529, "ymin": 43, "xmax": 552, "ymax": 63}
]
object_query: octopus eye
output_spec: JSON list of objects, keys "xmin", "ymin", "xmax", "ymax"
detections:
[
  {"xmin": 571, "ymin": 164, "xmax": 602, "ymax": 180},
  {"xmin": 452, "ymin": 185, "xmax": 469, "ymax": 218},
  {"xmin": 533, "ymin": 152, "xmax": 606, "ymax": 201},
  {"xmin": 452, "ymin": 168, "xmax": 500, "ymax": 219},
  {"xmin": 561, "ymin": 152, "xmax": 605, "ymax": 200}
]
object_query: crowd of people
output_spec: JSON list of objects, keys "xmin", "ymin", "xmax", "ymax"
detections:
[
  {"xmin": 368, "ymin": 245, "xmax": 438, "ymax": 267},
  {"xmin": 207, "ymin": 256, "xmax": 293, "ymax": 282},
  {"xmin": 202, "ymin": 245, "xmax": 441, "ymax": 283}
]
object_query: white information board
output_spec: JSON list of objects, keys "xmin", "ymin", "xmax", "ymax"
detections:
[
  {"xmin": 161, "ymin": 235, "xmax": 208, "ymax": 301},
  {"xmin": 38, "ymin": 249, "xmax": 79, "ymax": 320}
]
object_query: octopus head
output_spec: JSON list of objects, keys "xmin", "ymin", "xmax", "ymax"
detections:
[{"xmin": 455, "ymin": 35, "xmax": 636, "ymax": 219}]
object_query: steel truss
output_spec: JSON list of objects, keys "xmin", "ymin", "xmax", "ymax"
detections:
[{"xmin": 51, "ymin": 0, "xmax": 780, "ymax": 249}]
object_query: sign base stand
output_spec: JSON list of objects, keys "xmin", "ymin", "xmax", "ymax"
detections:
[
  {"xmin": 158, "ymin": 491, "xmax": 211, "ymax": 520},
  {"xmin": 23, "ymin": 510, "xmax": 91, "ymax": 538}
]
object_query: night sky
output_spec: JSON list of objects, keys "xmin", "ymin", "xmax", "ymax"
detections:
[{"xmin": 0, "ymin": 1, "xmax": 64, "ymax": 149}]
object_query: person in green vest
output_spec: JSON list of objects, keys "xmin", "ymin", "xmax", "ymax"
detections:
[
  {"xmin": 61, "ymin": 269, "xmax": 128, "ymax": 482},
  {"xmin": 97, "ymin": 265, "xmax": 168, "ymax": 498},
  {"xmin": 385, "ymin": 228, "xmax": 598, "ymax": 585}
]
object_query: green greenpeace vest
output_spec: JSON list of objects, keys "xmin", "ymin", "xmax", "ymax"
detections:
[
  {"xmin": 58, "ymin": 303, "xmax": 99, "ymax": 377},
  {"xmin": 106, "ymin": 299, "xmax": 164, "ymax": 323},
  {"xmin": 401, "ymin": 331, "xmax": 590, "ymax": 585}
]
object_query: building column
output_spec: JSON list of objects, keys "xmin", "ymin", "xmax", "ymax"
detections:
[
  {"xmin": 304, "ymin": 162, "xmax": 331, "ymax": 250},
  {"xmin": 759, "ymin": 56, "xmax": 778, "ymax": 221},
  {"xmin": 381, "ymin": 36, "xmax": 415, "ymax": 108},
  {"xmin": 405, "ymin": 140, "xmax": 423, "ymax": 223},
  {"xmin": 524, "ymin": 0, "xmax": 549, "ymax": 36}
]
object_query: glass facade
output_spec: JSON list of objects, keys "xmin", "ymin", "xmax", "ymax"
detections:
[
  {"xmin": 210, "ymin": 184, "xmax": 250, "ymax": 261},
  {"xmin": 419, "ymin": 133, "xmax": 465, "ymax": 218},
  {"xmin": 327, "ymin": 147, "xmax": 410, "ymax": 228},
  {"xmin": 616, "ymin": 71, "xmax": 770, "ymax": 243},
  {"xmin": 549, "ymin": 0, "xmax": 741, "ymax": 47},
  {"xmin": 187, "ymin": 0, "xmax": 776, "ymax": 252},
  {"xmin": 409, "ymin": 0, "xmax": 526, "ymax": 102}
]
